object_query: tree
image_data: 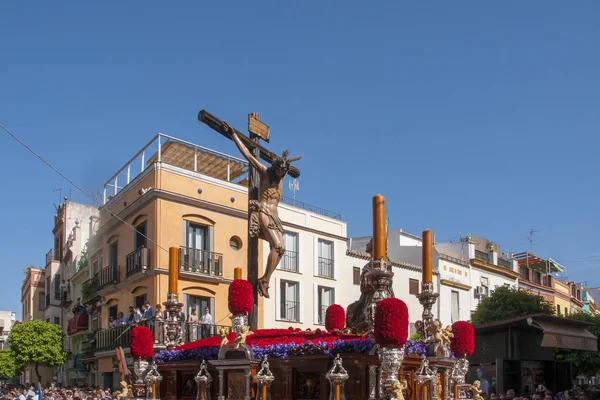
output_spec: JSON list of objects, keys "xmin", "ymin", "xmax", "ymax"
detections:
[
  {"xmin": 0, "ymin": 351, "xmax": 19, "ymax": 381},
  {"xmin": 471, "ymin": 285, "xmax": 554, "ymax": 325},
  {"xmin": 554, "ymin": 312, "xmax": 600, "ymax": 377},
  {"xmin": 7, "ymin": 320, "xmax": 66, "ymax": 383}
]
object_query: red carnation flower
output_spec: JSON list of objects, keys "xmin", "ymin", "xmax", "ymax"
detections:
[
  {"xmin": 228, "ymin": 279, "xmax": 254, "ymax": 315},
  {"xmin": 374, "ymin": 298, "xmax": 409, "ymax": 348},
  {"xmin": 131, "ymin": 326, "xmax": 154, "ymax": 359},
  {"xmin": 450, "ymin": 321, "xmax": 475, "ymax": 358},
  {"xmin": 325, "ymin": 304, "xmax": 346, "ymax": 332}
]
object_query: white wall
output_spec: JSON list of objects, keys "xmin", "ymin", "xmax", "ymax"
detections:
[
  {"xmin": 262, "ymin": 204, "xmax": 359, "ymax": 329},
  {"xmin": 438, "ymin": 257, "xmax": 472, "ymax": 326}
]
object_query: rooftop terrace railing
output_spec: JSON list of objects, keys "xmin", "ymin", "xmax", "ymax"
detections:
[{"xmin": 102, "ymin": 133, "xmax": 249, "ymax": 204}]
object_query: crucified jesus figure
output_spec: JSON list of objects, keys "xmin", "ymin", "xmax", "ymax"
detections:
[{"xmin": 223, "ymin": 122, "xmax": 301, "ymax": 299}]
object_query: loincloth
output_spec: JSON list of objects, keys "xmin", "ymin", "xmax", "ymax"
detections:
[{"xmin": 249, "ymin": 200, "xmax": 283, "ymax": 238}]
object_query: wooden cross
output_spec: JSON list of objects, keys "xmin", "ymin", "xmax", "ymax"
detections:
[{"xmin": 198, "ymin": 110, "xmax": 300, "ymax": 330}]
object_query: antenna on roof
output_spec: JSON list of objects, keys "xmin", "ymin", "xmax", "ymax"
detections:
[{"xmin": 289, "ymin": 179, "xmax": 299, "ymax": 206}]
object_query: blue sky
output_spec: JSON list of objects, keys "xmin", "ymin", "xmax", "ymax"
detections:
[{"xmin": 1, "ymin": 2, "xmax": 599, "ymax": 318}]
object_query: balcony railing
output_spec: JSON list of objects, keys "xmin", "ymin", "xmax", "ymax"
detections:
[
  {"xmin": 475, "ymin": 250, "xmax": 489, "ymax": 262},
  {"xmin": 279, "ymin": 251, "xmax": 299, "ymax": 272},
  {"xmin": 318, "ymin": 305, "xmax": 328, "ymax": 325},
  {"xmin": 279, "ymin": 196, "xmax": 342, "ymax": 220},
  {"xmin": 126, "ymin": 247, "xmax": 150, "ymax": 278},
  {"xmin": 92, "ymin": 265, "xmax": 120, "ymax": 289},
  {"xmin": 60, "ymin": 290, "xmax": 72, "ymax": 307},
  {"xmin": 520, "ymin": 267, "xmax": 529, "ymax": 280},
  {"xmin": 543, "ymin": 275, "xmax": 553, "ymax": 288},
  {"xmin": 179, "ymin": 247, "xmax": 223, "ymax": 277},
  {"xmin": 280, "ymin": 300, "xmax": 300, "ymax": 322},
  {"xmin": 94, "ymin": 319, "xmax": 230, "ymax": 352},
  {"xmin": 532, "ymin": 271, "xmax": 542, "ymax": 285},
  {"xmin": 498, "ymin": 258, "xmax": 511, "ymax": 269},
  {"xmin": 54, "ymin": 291, "xmax": 61, "ymax": 301},
  {"xmin": 67, "ymin": 314, "xmax": 89, "ymax": 336},
  {"xmin": 317, "ymin": 257, "xmax": 334, "ymax": 278}
]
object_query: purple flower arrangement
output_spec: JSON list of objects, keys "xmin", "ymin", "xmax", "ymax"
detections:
[{"xmin": 154, "ymin": 337, "xmax": 451, "ymax": 364}]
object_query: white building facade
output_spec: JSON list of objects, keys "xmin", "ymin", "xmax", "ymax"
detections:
[
  {"xmin": 262, "ymin": 200, "xmax": 360, "ymax": 329},
  {"xmin": 0, "ymin": 310, "xmax": 16, "ymax": 350},
  {"xmin": 351, "ymin": 229, "xmax": 520, "ymax": 328}
]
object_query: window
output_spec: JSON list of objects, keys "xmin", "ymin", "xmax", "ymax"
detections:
[
  {"xmin": 279, "ymin": 280, "xmax": 300, "ymax": 322},
  {"xmin": 409, "ymin": 279, "xmax": 419, "ymax": 295},
  {"xmin": 280, "ymin": 231, "xmax": 299, "ymax": 272},
  {"xmin": 520, "ymin": 267, "xmax": 529, "ymax": 280},
  {"xmin": 109, "ymin": 305, "xmax": 118, "ymax": 321},
  {"xmin": 54, "ymin": 317, "xmax": 60, "ymax": 325},
  {"xmin": 317, "ymin": 239, "xmax": 334, "ymax": 278},
  {"xmin": 109, "ymin": 242, "xmax": 118, "ymax": 266},
  {"xmin": 135, "ymin": 222, "xmax": 147, "ymax": 249},
  {"xmin": 353, "ymin": 268, "xmax": 361, "ymax": 285},
  {"xmin": 557, "ymin": 304, "xmax": 561, "ymax": 315},
  {"xmin": 134, "ymin": 294, "xmax": 147, "ymax": 310},
  {"xmin": 182, "ymin": 222, "xmax": 211, "ymax": 272},
  {"xmin": 451, "ymin": 290, "xmax": 460, "ymax": 322},
  {"xmin": 39, "ymin": 292, "xmax": 45, "ymax": 310},
  {"xmin": 229, "ymin": 236, "xmax": 242, "ymax": 251},
  {"xmin": 54, "ymin": 274, "xmax": 61, "ymax": 300},
  {"xmin": 317, "ymin": 286, "xmax": 335, "ymax": 324},
  {"xmin": 480, "ymin": 277, "xmax": 489, "ymax": 297}
]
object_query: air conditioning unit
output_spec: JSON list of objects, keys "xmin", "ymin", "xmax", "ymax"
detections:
[
  {"xmin": 474, "ymin": 287, "xmax": 482, "ymax": 298},
  {"xmin": 474, "ymin": 286, "xmax": 488, "ymax": 298}
]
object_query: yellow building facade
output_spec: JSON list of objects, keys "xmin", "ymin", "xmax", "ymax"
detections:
[{"xmin": 82, "ymin": 136, "xmax": 261, "ymax": 388}]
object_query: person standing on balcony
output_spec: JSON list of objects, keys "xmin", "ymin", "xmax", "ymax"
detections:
[
  {"xmin": 143, "ymin": 301, "xmax": 155, "ymax": 320},
  {"xmin": 200, "ymin": 307, "xmax": 213, "ymax": 338},
  {"xmin": 127, "ymin": 306, "xmax": 135, "ymax": 324},
  {"xmin": 188, "ymin": 308, "xmax": 199, "ymax": 341}
]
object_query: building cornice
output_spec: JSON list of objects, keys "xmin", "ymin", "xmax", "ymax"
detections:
[
  {"xmin": 519, "ymin": 282, "xmax": 555, "ymax": 296},
  {"xmin": 440, "ymin": 279, "xmax": 471, "ymax": 291},
  {"xmin": 283, "ymin": 221, "xmax": 348, "ymax": 242},
  {"xmin": 346, "ymin": 249, "xmax": 439, "ymax": 275},
  {"xmin": 470, "ymin": 259, "xmax": 518, "ymax": 280},
  {"xmin": 571, "ymin": 297, "xmax": 584, "ymax": 307}
]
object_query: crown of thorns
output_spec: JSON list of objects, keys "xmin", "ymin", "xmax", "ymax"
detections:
[{"xmin": 272, "ymin": 150, "xmax": 301, "ymax": 169}]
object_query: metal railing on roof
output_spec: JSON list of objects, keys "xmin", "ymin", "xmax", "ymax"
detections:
[
  {"xmin": 279, "ymin": 196, "xmax": 342, "ymax": 220},
  {"xmin": 102, "ymin": 133, "xmax": 249, "ymax": 204}
]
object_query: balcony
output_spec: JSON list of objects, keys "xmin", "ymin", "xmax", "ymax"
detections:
[
  {"xmin": 280, "ymin": 301, "xmax": 300, "ymax": 322},
  {"xmin": 179, "ymin": 247, "xmax": 223, "ymax": 277},
  {"xmin": 59, "ymin": 290, "xmax": 72, "ymax": 307},
  {"xmin": 126, "ymin": 247, "xmax": 150, "ymax": 278},
  {"xmin": 520, "ymin": 267, "xmax": 529, "ymax": 280},
  {"xmin": 94, "ymin": 320, "xmax": 230, "ymax": 352},
  {"xmin": 82, "ymin": 279, "xmax": 100, "ymax": 304},
  {"xmin": 279, "ymin": 250, "xmax": 299, "ymax": 272},
  {"xmin": 475, "ymin": 250, "xmax": 489, "ymax": 262},
  {"xmin": 317, "ymin": 257, "xmax": 334, "ymax": 279},
  {"xmin": 498, "ymin": 258, "xmax": 511, "ymax": 269},
  {"xmin": 92, "ymin": 265, "xmax": 120, "ymax": 290},
  {"xmin": 67, "ymin": 314, "xmax": 89, "ymax": 336}
]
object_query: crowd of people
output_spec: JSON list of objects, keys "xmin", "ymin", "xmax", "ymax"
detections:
[
  {"xmin": 0, "ymin": 383, "xmax": 115, "ymax": 400},
  {"xmin": 104, "ymin": 301, "xmax": 215, "ymax": 342},
  {"xmin": 485, "ymin": 384, "xmax": 600, "ymax": 400}
]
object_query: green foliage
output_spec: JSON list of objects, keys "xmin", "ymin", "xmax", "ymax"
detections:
[
  {"xmin": 471, "ymin": 285, "xmax": 554, "ymax": 325},
  {"xmin": 7, "ymin": 320, "xmax": 66, "ymax": 382},
  {"xmin": 0, "ymin": 351, "xmax": 19, "ymax": 380},
  {"xmin": 81, "ymin": 279, "xmax": 98, "ymax": 301},
  {"xmin": 23, "ymin": 265, "xmax": 34, "ymax": 276},
  {"xmin": 409, "ymin": 332, "xmax": 423, "ymax": 342},
  {"xmin": 554, "ymin": 312, "xmax": 600, "ymax": 377}
]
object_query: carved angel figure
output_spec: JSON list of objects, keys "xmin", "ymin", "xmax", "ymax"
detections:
[
  {"xmin": 219, "ymin": 327, "xmax": 229, "ymax": 348},
  {"xmin": 233, "ymin": 326, "xmax": 253, "ymax": 350},
  {"xmin": 470, "ymin": 380, "xmax": 484, "ymax": 400},
  {"xmin": 391, "ymin": 378, "xmax": 408, "ymax": 400}
]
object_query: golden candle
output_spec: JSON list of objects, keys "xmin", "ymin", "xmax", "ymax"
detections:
[
  {"xmin": 234, "ymin": 267, "xmax": 242, "ymax": 280},
  {"xmin": 200, "ymin": 382, "xmax": 206, "ymax": 400},
  {"xmin": 335, "ymin": 378, "xmax": 341, "ymax": 400},
  {"xmin": 152, "ymin": 381, "xmax": 156, "ymax": 399},
  {"xmin": 262, "ymin": 383, "xmax": 267, "ymax": 400},
  {"xmin": 422, "ymin": 230, "xmax": 433, "ymax": 284},
  {"xmin": 169, "ymin": 247, "xmax": 179, "ymax": 294},
  {"xmin": 372, "ymin": 194, "xmax": 387, "ymax": 261}
]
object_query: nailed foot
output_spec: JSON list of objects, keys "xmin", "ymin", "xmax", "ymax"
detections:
[{"xmin": 257, "ymin": 279, "xmax": 270, "ymax": 299}]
